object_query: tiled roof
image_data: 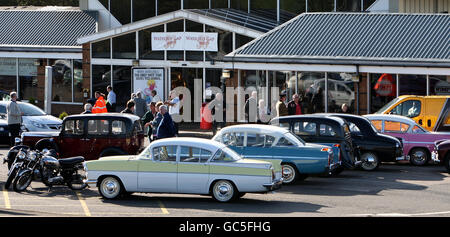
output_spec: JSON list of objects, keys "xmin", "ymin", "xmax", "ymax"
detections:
[
  {"xmin": 0, "ymin": 9, "xmax": 97, "ymax": 48},
  {"xmin": 227, "ymin": 13, "xmax": 450, "ymax": 66}
]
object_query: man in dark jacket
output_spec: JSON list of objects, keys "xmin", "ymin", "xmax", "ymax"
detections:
[
  {"xmin": 156, "ymin": 105, "xmax": 176, "ymax": 139},
  {"xmin": 287, "ymin": 94, "xmax": 304, "ymax": 115},
  {"xmin": 121, "ymin": 100, "xmax": 135, "ymax": 114},
  {"xmin": 142, "ymin": 102, "xmax": 157, "ymax": 142}
]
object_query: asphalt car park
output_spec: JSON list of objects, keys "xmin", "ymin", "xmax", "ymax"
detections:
[{"xmin": 2, "ymin": 141, "xmax": 450, "ymax": 217}]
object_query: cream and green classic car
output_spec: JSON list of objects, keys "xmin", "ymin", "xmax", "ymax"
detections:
[{"xmin": 84, "ymin": 137, "xmax": 283, "ymax": 202}]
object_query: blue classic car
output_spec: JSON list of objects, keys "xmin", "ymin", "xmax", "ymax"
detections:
[{"xmin": 212, "ymin": 124, "xmax": 340, "ymax": 184}]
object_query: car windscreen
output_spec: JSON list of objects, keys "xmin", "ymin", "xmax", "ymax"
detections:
[
  {"xmin": 375, "ymin": 97, "xmax": 401, "ymax": 114},
  {"xmin": 18, "ymin": 103, "xmax": 46, "ymax": 116}
]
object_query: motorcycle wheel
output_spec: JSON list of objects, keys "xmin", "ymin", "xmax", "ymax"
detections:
[
  {"xmin": 13, "ymin": 171, "xmax": 32, "ymax": 192},
  {"xmin": 4, "ymin": 166, "xmax": 20, "ymax": 189}
]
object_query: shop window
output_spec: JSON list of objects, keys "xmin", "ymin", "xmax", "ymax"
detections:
[
  {"xmin": 92, "ymin": 39, "xmax": 111, "ymax": 59},
  {"xmin": 308, "ymin": 0, "xmax": 334, "ymax": 12},
  {"xmin": 158, "ymin": 0, "xmax": 181, "ymax": 15},
  {"xmin": 205, "ymin": 26, "xmax": 232, "ymax": 61},
  {"xmin": 297, "ymin": 72, "xmax": 326, "ymax": 114},
  {"xmin": 184, "ymin": 0, "xmax": 209, "ymax": 9},
  {"xmin": 336, "ymin": 0, "xmax": 361, "ymax": 11},
  {"xmin": 205, "ymin": 69, "xmax": 222, "ymax": 100},
  {"xmin": 139, "ymin": 25, "xmax": 165, "ymax": 60},
  {"xmin": 110, "ymin": 0, "xmax": 131, "ymax": 24},
  {"xmin": 370, "ymin": 73, "xmax": 397, "ymax": 114},
  {"xmin": 133, "ymin": 0, "xmax": 156, "ymax": 22},
  {"xmin": 399, "ymin": 75, "xmax": 426, "ymax": 96},
  {"xmin": 113, "ymin": 66, "xmax": 132, "ymax": 112},
  {"xmin": 280, "ymin": 0, "xmax": 306, "ymax": 15},
  {"xmin": 235, "ymin": 34, "xmax": 254, "ymax": 49},
  {"xmin": 92, "ymin": 65, "xmax": 111, "ymax": 99},
  {"xmin": 0, "ymin": 58, "xmax": 17, "ymax": 98},
  {"xmin": 51, "ymin": 59, "xmax": 72, "ymax": 102},
  {"xmin": 327, "ymin": 73, "xmax": 355, "ymax": 113},
  {"xmin": 186, "ymin": 20, "xmax": 204, "ymax": 61},
  {"xmin": 389, "ymin": 100, "xmax": 421, "ymax": 118},
  {"xmin": 250, "ymin": 0, "xmax": 277, "ymax": 20},
  {"xmin": 18, "ymin": 59, "xmax": 39, "ymax": 102},
  {"xmin": 112, "ymin": 33, "xmax": 136, "ymax": 59},
  {"xmin": 73, "ymin": 60, "xmax": 84, "ymax": 103},
  {"xmin": 167, "ymin": 20, "xmax": 185, "ymax": 61},
  {"xmin": 211, "ymin": 0, "xmax": 228, "ymax": 8},
  {"xmin": 429, "ymin": 75, "xmax": 450, "ymax": 95}
]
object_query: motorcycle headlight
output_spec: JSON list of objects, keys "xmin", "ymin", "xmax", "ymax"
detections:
[
  {"xmin": 30, "ymin": 121, "xmax": 47, "ymax": 129},
  {"xmin": 28, "ymin": 151, "xmax": 37, "ymax": 161},
  {"xmin": 17, "ymin": 150, "xmax": 26, "ymax": 160}
]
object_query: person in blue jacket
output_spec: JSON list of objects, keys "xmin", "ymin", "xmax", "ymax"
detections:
[{"xmin": 156, "ymin": 105, "xmax": 176, "ymax": 139}]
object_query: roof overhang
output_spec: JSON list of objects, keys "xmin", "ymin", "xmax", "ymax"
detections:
[{"xmin": 77, "ymin": 9, "xmax": 264, "ymax": 44}]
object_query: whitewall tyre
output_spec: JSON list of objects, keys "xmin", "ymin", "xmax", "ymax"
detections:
[
  {"xmin": 212, "ymin": 180, "xmax": 237, "ymax": 203},
  {"xmin": 99, "ymin": 177, "xmax": 122, "ymax": 200}
]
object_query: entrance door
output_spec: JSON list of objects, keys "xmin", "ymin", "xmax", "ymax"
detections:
[{"xmin": 170, "ymin": 67, "xmax": 203, "ymax": 122}]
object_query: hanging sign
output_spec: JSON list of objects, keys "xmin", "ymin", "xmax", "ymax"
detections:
[
  {"xmin": 152, "ymin": 32, "xmax": 218, "ymax": 52},
  {"xmin": 133, "ymin": 68, "xmax": 165, "ymax": 104}
]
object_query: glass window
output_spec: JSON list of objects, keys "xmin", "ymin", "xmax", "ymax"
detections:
[
  {"xmin": 370, "ymin": 120, "xmax": 383, "ymax": 132},
  {"xmin": 99, "ymin": 0, "xmax": 108, "ymax": 9},
  {"xmin": 399, "ymin": 75, "xmax": 426, "ymax": 96},
  {"xmin": 17, "ymin": 103, "xmax": 45, "ymax": 116},
  {"xmin": 250, "ymin": 0, "xmax": 277, "ymax": 20},
  {"xmin": 294, "ymin": 121, "xmax": 316, "ymax": 136},
  {"xmin": 18, "ymin": 59, "xmax": 39, "ymax": 102},
  {"xmin": 113, "ymin": 33, "xmax": 136, "ymax": 59},
  {"xmin": 384, "ymin": 121, "xmax": 409, "ymax": 133},
  {"xmin": 277, "ymin": 137, "xmax": 295, "ymax": 146},
  {"xmin": 64, "ymin": 119, "xmax": 84, "ymax": 136},
  {"xmin": 205, "ymin": 25, "xmax": 232, "ymax": 61},
  {"xmin": 412, "ymin": 125, "xmax": 426, "ymax": 134},
  {"xmin": 158, "ymin": 0, "xmax": 181, "ymax": 15},
  {"xmin": 184, "ymin": 0, "xmax": 209, "ymax": 9},
  {"xmin": 92, "ymin": 65, "xmax": 111, "ymax": 100},
  {"xmin": 50, "ymin": 59, "xmax": 72, "ymax": 102},
  {"xmin": 87, "ymin": 120, "xmax": 110, "ymax": 135},
  {"xmin": 320, "ymin": 124, "xmax": 337, "ymax": 137},
  {"xmin": 222, "ymin": 132, "xmax": 245, "ymax": 147},
  {"xmin": 327, "ymin": 73, "xmax": 355, "ymax": 113},
  {"xmin": 211, "ymin": 149, "xmax": 237, "ymax": 163},
  {"xmin": 429, "ymin": 75, "xmax": 450, "ymax": 95},
  {"xmin": 112, "ymin": 66, "xmax": 132, "ymax": 112},
  {"xmin": 139, "ymin": 25, "xmax": 165, "ymax": 60},
  {"xmin": 186, "ymin": 20, "xmax": 204, "ymax": 61},
  {"xmin": 0, "ymin": 58, "xmax": 17, "ymax": 98},
  {"xmin": 133, "ymin": 0, "xmax": 156, "ymax": 22},
  {"xmin": 348, "ymin": 122, "xmax": 361, "ymax": 133},
  {"xmin": 235, "ymin": 34, "xmax": 253, "ymax": 49},
  {"xmin": 92, "ymin": 39, "xmax": 111, "ymax": 59},
  {"xmin": 110, "ymin": 0, "xmax": 131, "ymax": 24},
  {"xmin": 212, "ymin": 0, "xmax": 228, "ymax": 8},
  {"xmin": 297, "ymin": 72, "xmax": 326, "ymax": 114},
  {"xmin": 390, "ymin": 100, "xmax": 421, "ymax": 118},
  {"xmin": 230, "ymin": 0, "xmax": 248, "ymax": 12},
  {"xmin": 280, "ymin": 0, "xmax": 306, "ymax": 15},
  {"xmin": 153, "ymin": 146, "xmax": 177, "ymax": 161},
  {"xmin": 246, "ymin": 133, "xmax": 276, "ymax": 147},
  {"xmin": 112, "ymin": 120, "xmax": 126, "ymax": 135},
  {"xmin": 336, "ymin": 0, "xmax": 361, "ymax": 11},
  {"xmin": 73, "ymin": 60, "xmax": 84, "ymax": 103},
  {"xmin": 167, "ymin": 20, "xmax": 185, "ymax": 61},
  {"xmin": 179, "ymin": 146, "xmax": 212, "ymax": 163},
  {"xmin": 308, "ymin": 0, "xmax": 334, "ymax": 12},
  {"xmin": 370, "ymin": 73, "xmax": 397, "ymax": 113}
]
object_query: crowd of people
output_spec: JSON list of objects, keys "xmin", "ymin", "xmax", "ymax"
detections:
[{"xmin": 84, "ymin": 86, "xmax": 181, "ymax": 143}]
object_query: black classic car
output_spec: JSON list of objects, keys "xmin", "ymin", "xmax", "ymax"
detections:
[
  {"xmin": 326, "ymin": 114, "xmax": 404, "ymax": 171},
  {"xmin": 270, "ymin": 115, "xmax": 360, "ymax": 172}
]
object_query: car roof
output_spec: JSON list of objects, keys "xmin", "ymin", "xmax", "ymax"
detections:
[
  {"xmin": 363, "ymin": 114, "xmax": 416, "ymax": 125},
  {"xmin": 218, "ymin": 124, "xmax": 289, "ymax": 136},
  {"xmin": 150, "ymin": 137, "xmax": 226, "ymax": 151},
  {"xmin": 272, "ymin": 115, "xmax": 347, "ymax": 125},
  {"xmin": 66, "ymin": 113, "xmax": 140, "ymax": 121}
]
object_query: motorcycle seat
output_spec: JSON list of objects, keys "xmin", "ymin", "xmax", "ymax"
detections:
[{"xmin": 58, "ymin": 157, "xmax": 85, "ymax": 166}]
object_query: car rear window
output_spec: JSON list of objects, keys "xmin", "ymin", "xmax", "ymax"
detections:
[
  {"xmin": 64, "ymin": 119, "xmax": 84, "ymax": 135},
  {"xmin": 384, "ymin": 121, "xmax": 409, "ymax": 133},
  {"xmin": 293, "ymin": 122, "xmax": 316, "ymax": 136},
  {"xmin": 246, "ymin": 133, "xmax": 276, "ymax": 147},
  {"xmin": 87, "ymin": 120, "xmax": 109, "ymax": 135}
]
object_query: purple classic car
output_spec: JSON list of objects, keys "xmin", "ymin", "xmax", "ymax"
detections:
[{"xmin": 364, "ymin": 114, "xmax": 450, "ymax": 166}]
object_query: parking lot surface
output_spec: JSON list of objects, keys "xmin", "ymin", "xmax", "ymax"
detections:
[{"xmin": 2, "ymin": 144, "xmax": 450, "ymax": 217}]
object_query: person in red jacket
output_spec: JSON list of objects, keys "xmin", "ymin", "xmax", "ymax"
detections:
[{"xmin": 92, "ymin": 91, "xmax": 108, "ymax": 114}]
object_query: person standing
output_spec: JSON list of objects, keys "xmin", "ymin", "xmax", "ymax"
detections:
[
  {"xmin": 92, "ymin": 91, "xmax": 108, "ymax": 114},
  {"xmin": 151, "ymin": 102, "xmax": 164, "ymax": 141},
  {"xmin": 287, "ymin": 94, "xmax": 304, "ymax": 115},
  {"xmin": 258, "ymin": 99, "xmax": 270, "ymax": 124},
  {"xmin": 245, "ymin": 91, "xmax": 258, "ymax": 123},
  {"xmin": 121, "ymin": 100, "xmax": 135, "ymax": 114},
  {"xmin": 106, "ymin": 85, "xmax": 116, "ymax": 112},
  {"xmin": 151, "ymin": 90, "xmax": 162, "ymax": 103},
  {"xmin": 81, "ymin": 103, "xmax": 92, "ymax": 114},
  {"xmin": 133, "ymin": 91, "xmax": 148, "ymax": 118},
  {"xmin": 142, "ymin": 102, "xmax": 157, "ymax": 142},
  {"xmin": 7, "ymin": 92, "xmax": 23, "ymax": 147},
  {"xmin": 165, "ymin": 91, "xmax": 181, "ymax": 136},
  {"xmin": 156, "ymin": 105, "xmax": 176, "ymax": 139},
  {"xmin": 276, "ymin": 91, "xmax": 288, "ymax": 117}
]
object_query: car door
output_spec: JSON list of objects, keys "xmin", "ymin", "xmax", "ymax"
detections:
[
  {"xmin": 137, "ymin": 145, "xmax": 178, "ymax": 192},
  {"xmin": 242, "ymin": 132, "xmax": 276, "ymax": 161},
  {"xmin": 59, "ymin": 118, "xmax": 89, "ymax": 158},
  {"xmin": 86, "ymin": 119, "xmax": 110, "ymax": 159},
  {"xmin": 177, "ymin": 146, "xmax": 212, "ymax": 194},
  {"xmin": 383, "ymin": 120, "xmax": 410, "ymax": 153},
  {"xmin": 291, "ymin": 120, "xmax": 317, "ymax": 143}
]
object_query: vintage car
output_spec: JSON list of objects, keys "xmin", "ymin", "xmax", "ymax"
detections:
[
  {"xmin": 433, "ymin": 140, "xmax": 450, "ymax": 172},
  {"xmin": 365, "ymin": 114, "xmax": 450, "ymax": 166},
  {"xmin": 270, "ymin": 115, "xmax": 359, "ymax": 171},
  {"xmin": 20, "ymin": 113, "xmax": 145, "ymax": 160},
  {"xmin": 325, "ymin": 113, "xmax": 404, "ymax": 171},
  {"xmin": 84, "ymin": 138, "xmax": 283, "ymax": 202},
  {"xmin": 212, "ymin": 124, "xmax": 339, "ymax": 184}
]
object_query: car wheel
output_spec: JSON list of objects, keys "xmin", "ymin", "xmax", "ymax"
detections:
[
  {"xmin": 444, "ymin": 154, "xmax": 450, "ymax": 174},
  {"xmin": 409, "ymin": 148, "xmax": 429, "ymax": 166},
  {"xmin": 360, "ymin": 152, "xmax": 380, "ymax": 171},
  {"xmin": 282, "ymin": 163, "xmax": 300, "ymax": 184},
  {"xmin": 98, "ymin": 176, "xmax": 123, "ymax": 200},
  {"xmin": 211, "ymin": 180, "xmax": 237, "ymax": 203}
]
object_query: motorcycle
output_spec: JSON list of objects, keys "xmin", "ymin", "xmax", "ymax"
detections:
[
  {"xmin": 3, "ymin": 138, "xmax": 30, "ymax": 170},
  {"xmin": 4, "ymin": 147, "xmax": 29, "ymax": 189},
  {"xmin": 12, "ymin": 148, "xmax": 87, "ymax": 192}
]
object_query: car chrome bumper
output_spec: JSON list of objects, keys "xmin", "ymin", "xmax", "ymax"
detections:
[
  {"xmin": 396, "ymin": 155, "xmax": 408, "ymax": 161},
  {"xmin": 431, "ymin": 151, "xmax": 440, "ymax": 163},
  {"xmin": 84, "ymin": 179, "xmax": 97, "ymax": 185},
  {"xmin": 263, "ymin": 178, "xmax": 283, "ymax": 191}
]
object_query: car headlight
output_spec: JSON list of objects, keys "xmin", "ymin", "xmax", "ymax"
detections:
[{"xmin": 30, "ymin": 121, "xmax": 47, "ymax": 129}]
